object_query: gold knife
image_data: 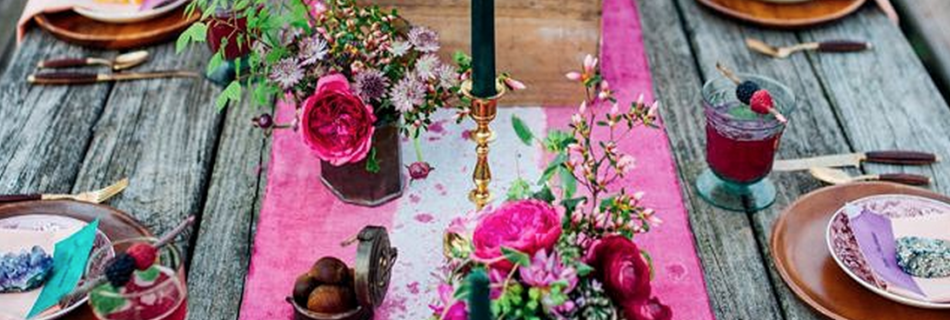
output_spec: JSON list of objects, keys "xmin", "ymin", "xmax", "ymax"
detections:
[
  {"xmin": 773, "ymin": 151, "xmax": 938, "ymax": 172},
  {"xmin": 27, "ymin": 70, "xmax": 200, "ymax": 85}
]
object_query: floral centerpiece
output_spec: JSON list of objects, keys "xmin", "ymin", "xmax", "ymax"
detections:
[
  {"xmin": 432, "ymin": 55, "xmax": 671, "ymax": 320},
  {"xmin": 177, "ymin": 0, "xmax": 469, "ymax": 205}
]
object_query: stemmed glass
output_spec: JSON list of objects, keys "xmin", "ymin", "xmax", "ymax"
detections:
[
  {"xmin": 695, "ymin": 74, "xmax": 795, "ymax": 212},
  {"xmin": 85, "ymin": 238, "xmax": 187, "ymax": 320}
]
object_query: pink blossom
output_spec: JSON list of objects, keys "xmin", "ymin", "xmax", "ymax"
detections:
[
  {"xmin": 471, "ymin": 200, "xmax": 562, "ymax": 271},
  {"xmin": 565, "ymin": 72, "xmax": 582, "ymax": 81},
  {"xmin": 583, "ymin": 54, "xmax": 599, "ymax": 74},
  {"xmin": 430, "ymin": 284, "xmax": 467, "ymax": 320},
  {"xmin": 617, "ymin": 155, "xmax": 636, "ymax": 174},
  {"xmin": 300, "ymin": 74, "xmax": 376, "ymax": 166},
  {"xmin": 504, "ymin": 77, "xmax": 527, "ymax": 91}
]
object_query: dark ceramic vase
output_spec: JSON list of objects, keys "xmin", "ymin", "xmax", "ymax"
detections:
[{"xmin": 320, "ymin": 124, "xmax": 404, "ymax": 207}]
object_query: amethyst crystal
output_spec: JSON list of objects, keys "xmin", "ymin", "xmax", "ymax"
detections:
[{"xmin": 0, "ymin": 246, "xmax": 54, "ymax": 293}]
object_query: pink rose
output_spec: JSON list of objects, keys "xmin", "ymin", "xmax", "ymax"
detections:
[
  {"xmin": 472, "ymin": 200, "xmax": 562, "ymax": 271},
  {"xmin": 430, "ymin": 284, "xmax": 467, "ymax": 320},
  {"xmin": 301, "ymin": 74, "xmax": 376, "ymax": 166},
  {"xmin": 623, "ymin": 297, "xmax": 672, "ymax": 320},
  {"xmin": 586, "ymin": 235, "xmax": 652, "ymax": 303}
]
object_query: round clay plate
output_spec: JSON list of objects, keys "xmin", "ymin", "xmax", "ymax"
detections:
[
  {"xmin": 697, "ymin": 0, "xmax": 867, "ymax": 29},
  {"xmin": 770, "ymin": 182, "xmax": 950, "ymax": 320},
  {"xmin": 34, "ymin": 5, "xmax": 199, "ymax": 49},
  {"xmin": 0, "ymin": 201, "xmax": 151, "ymax": 320}
]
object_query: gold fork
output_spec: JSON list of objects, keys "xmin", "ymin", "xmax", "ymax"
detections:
[
  {"xmin": 0, "ymin": 178, "xmax": 129, "ymax": 204},
  {"xmin": 746, "ymin": 38, "xmax": 872, "ymax": 59}
]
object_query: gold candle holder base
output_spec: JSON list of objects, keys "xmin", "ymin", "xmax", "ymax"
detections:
[{"xmin": 460, "ymin": 80, "xmax": 507, "ymax": 211}]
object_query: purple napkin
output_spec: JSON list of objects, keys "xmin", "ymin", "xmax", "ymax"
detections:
[{"xmin": 847, "ymin": 206, "xmax": 925, "ymax": 296}]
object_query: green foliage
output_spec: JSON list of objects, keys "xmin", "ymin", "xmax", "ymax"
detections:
[
  {"xmin": 538, "ymin": 153, "xmax": 567, "ymax": 185},
  {"xmin": 216, "ymin": 81, "xmax": 243, "ymax": 111},
  {"xmin": 90, "ymin": 284, "xmax": 126, "ymax": 315},
  {"xmin": 511, "ymin": 115, "xmax": 534, "ymax": 146},
  {"xmin": 175, "ymin": 22, "xmax": 207, "ymax": 54},
  {"xmin": 365, "ymin": 148, "xmax": 381, "ymax": 173},
  {"xmin": 531, "ymin": 186, "xmax": 556, "ymax": 203},
  {"xmin": 501, "ymin": 247, "xmax": 531, "ymax": 267},
  {"xmin": 559, "ymin": 166, "xmax": 576, "ymax": 199},
  {"xmin": 506, "ymin": 178, "xmax": 533, "ymax": 201},
  {"xmin": 542, "ymin": 130, "xmax": 575, "ymax": 152}
]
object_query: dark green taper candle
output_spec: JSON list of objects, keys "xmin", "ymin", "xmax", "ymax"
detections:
[
  {"xmin": 467, "ymin": 269, "xmax": 492, "ymax": 320},
  {"xmin": 471, "ymin": 0, "xmax": 497, "ymax": 98}
]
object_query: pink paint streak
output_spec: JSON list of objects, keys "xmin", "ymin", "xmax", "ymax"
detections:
[
  {"xmin": 538, "ymin": 0, "xmax": 715, "ymax": 318},
  {"xmin": 414, "ymin": 213, "xmax": 435, "ymax": 223}
]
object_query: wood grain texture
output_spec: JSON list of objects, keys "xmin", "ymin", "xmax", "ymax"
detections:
[
  {"xmin": 69, "ymin": 42, "xmax": 222, "ymax": 257},
  {"xmin": 0, "ymin": 0, "xmax": 27, "ymax": 73},
  {"xmin": 799, "ymin": 7, "xmax": 950, "ymax": 195},
  {"xmin": 361, "ymin": 0, "xmax": 601, "ymax": 106},
  {"xmin": 186, "ymin": 97, "xmax": 268, "ymax": 320},
  {"xmin": 0, "ymin": 30, "xmax": 114, "ymax": 196},
  {"xmin": 697, "ymin": 0, "xmax": 865, "ymax": 28},
  {"xmin": 637, "ymin": 1, "xmax": 789, "ymax": 319},
  {"xmin": 890, "ymin": 0, "xmax": 950, "ymax": 99}
]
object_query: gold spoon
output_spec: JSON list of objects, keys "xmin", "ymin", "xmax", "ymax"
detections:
[
  {"xmin": 37, "ymin": 50, "xmax": 150, "ymax": 71},
  {"xmin": 809, "ymin": 167, "xmax": 930, "ymax": 186},
  {"xmin": 746, "ymin": 38, "xmax": 871, "ymax": 59}
]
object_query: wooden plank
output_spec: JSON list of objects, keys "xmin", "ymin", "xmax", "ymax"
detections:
[
  {"xmin": 363, "ymin": 0, "xmax": 602, "ymax": 106},
  {"xmin": 635, "ymin": 1, "xmax": 789, "ymax": 319},
  {"xmin": 638, "ymin": 0, "xmax": 869, "ymax": 318},
  {"xmin": 69, "ymin": 42, "xmax": 222, "ymax": 256},
  {"xmin": 0, "ymin": 0, "xmax": 27, "ymax": 73},
  {"xmin": 892, "ymin": 0, "xmax": 950, "ymax": 97},
  {"xmin": 186, "ymin": 97, "xmax": 268, "ymax": 320},
  {"xmin": 0, "ymin": 31, "xmax": 113, "ymax": 195},
  {"xmin": 799, "ymin": 7, "xmax": 950, "ymax": 194}
]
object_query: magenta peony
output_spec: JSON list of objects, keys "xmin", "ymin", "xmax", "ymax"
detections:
[
  {"xmin": 586, "ymin": 235, "xmax": 672, "ymax": 320},
  {"xmin": 623, "ymin": 297, "xmax": 672, "ymax": 320},
  {"xmin": 300, "ymin": 74, "xmax": 377, "ymax": 166},
  {"xmin": 430, "ymin": 284, "xmax": 467, "ymax": 320},
  {"xmin": 586, "ymin": 235, "xmax": 652, "ymax": 303},
  {"xmin": 472, "ymin": 200, "xmax": 562, "ymax": 271}
]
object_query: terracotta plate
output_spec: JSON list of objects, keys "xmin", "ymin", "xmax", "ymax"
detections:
[
  {"xmin": 0, "ymin": 200, "xmax": 152, "ymax": 320},
  {"xmin": 34, "ymin": 6, "xmax": 199, "ymax": 50},
  {"xmin": 697, "ymin": 0, "xmax": 867, "ymax": 29},
  {"xmin": 770, "ymin": 182, "xmax": 950, "ymax": 320}
]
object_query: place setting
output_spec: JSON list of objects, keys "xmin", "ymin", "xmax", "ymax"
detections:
[{"xmin": 0, "ymin": 178, "xmax": 197, "ymax": 320}]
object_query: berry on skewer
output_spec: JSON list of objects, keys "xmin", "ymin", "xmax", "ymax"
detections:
[
  {"xmin": 715, "ymin": 63, "xmax": 787, "ymax": 123},
  {"xmin": 60, "ymin": 216, "xmax": 196, "ymax": 305}
]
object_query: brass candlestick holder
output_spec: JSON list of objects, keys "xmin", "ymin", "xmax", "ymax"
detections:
[{"xmin": 460, "ymin": 80, "xmax": 507, "ymax": 211}]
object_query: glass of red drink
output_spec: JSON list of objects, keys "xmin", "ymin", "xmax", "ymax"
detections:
[
  {"xmin": 696, "ymin": 73, "xmax": 795, "ymax": 212},
  {"xmin": 86, "ymin": 238, "xmax": 187, "ymax": 320}
]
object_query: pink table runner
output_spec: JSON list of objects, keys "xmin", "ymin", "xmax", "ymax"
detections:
[{"xmin": 238, "ymin": 0, "xmax": 715, "ymax": 319}]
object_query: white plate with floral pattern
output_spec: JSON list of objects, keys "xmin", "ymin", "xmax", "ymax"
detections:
[{"xmin": 826, "ymin": 194, "xmax": 950, "ymax": 309}]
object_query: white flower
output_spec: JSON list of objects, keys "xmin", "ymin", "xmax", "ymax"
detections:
[
  {"xmin": 390, "ymin": 77, "xmax": 426, "ymax": 113},
  {"xmin": 390, "ymin": 40, "xmax": 411, "ymax": 57},
  {"xmin": 414, "ymin": 54, "xmax": 441, "ymax": 80},
  {"xmin": 435, "ymin": 64, "xmax": 459, "ymax": 88}
]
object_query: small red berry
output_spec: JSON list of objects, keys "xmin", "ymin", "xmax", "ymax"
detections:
[
  {"xmin": 749, "ymin": 90, "xmax": 774, "ymax": 115},
  {"xmin": 126, "ymin": 243, "xmax": 158, "ymax": 271},
  {"xmin": 254, "ymin": 114, "xmax": 274, "ymax": 129}
]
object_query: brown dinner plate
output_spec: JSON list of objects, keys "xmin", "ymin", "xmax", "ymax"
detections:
[
  {"xmin": 770, "ymin": 182, "xmax": 950, "ymax": 319},
  {"xmin": 697, "ymin": 0, "xmax": 867, "ymax": 29},
  {"xmin": 34, "ymin": 6, "xmax": 199, "ymax": 50},
  {"xmin": 0, "ymin": 200, "xmax": 152, "ymax": 320}
]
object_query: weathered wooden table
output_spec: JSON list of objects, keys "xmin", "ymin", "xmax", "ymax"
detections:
[{"xmin": 1, "ymin": 1, "xmax": 949, "ymax": 319}]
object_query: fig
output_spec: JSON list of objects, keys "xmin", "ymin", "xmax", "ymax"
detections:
[
  {"xmin": 307, "ymin": 285, "xmax": 357, "ymax": 314},
  {"xmin": 293, "ymin": 273, "xmax": 318, "ymax": 306},
  {"xmin": 309, "ymin": 257, "xmax": 350, "ymax": 285}
]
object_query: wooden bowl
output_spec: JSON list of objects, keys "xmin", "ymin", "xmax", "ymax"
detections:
[
  {"xmin": 770, "ymin": 182, "xmax": 950, "ymax": 320},
  {"xmin": 34, "ymin": 6, "xmax": 199, "ymax": 49}
]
